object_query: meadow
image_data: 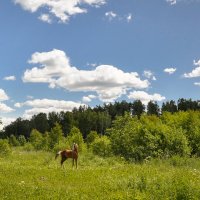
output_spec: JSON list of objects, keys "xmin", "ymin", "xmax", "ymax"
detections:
[{"xmin": 0, "ymin": 148, "xmax": 200, "ymax": 200}]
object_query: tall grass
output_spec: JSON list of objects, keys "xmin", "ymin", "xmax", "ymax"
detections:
[{"xmin": 0, "ymin": 148, "xmax": 200, "ymax": 199}]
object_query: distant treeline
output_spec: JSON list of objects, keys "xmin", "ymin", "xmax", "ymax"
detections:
[{"xmin": 1, "ymin": 98, "xmax": 200, "ymax": 139}]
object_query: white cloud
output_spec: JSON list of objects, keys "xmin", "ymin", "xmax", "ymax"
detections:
[
  {"xmin": 82, "ymin": 94, "xmax": 97, "ymax": 102},
  {"xmin": 126, "ymin": 13, "xmax": 132, "ymax": 23},
  {"xmin": 105, "ymin": 11, "xmax": 117, "ymax": 21},
  {"xmin": 194, "ymin": 82, "xmax": 200, "ymax": 86},
  {"xmin": 0, "ymin": 89, "xmax": 14, "ymax": 113},
  {"xmin": 38, "ymin": 14, "xmax": 52, "ymax": 23},
  {"xmin": 14, "ymin": 0, "xmax": 106, "ymax": 23},
  {"xmin": 166, "ymin": 0, "xmax": 177, "ymax": 5},
  {"xmin": 0, "ymin": 117, "xmax": 16, "ymax": 130},
  {"xmin": 0, "ymin": 103, "xmax": 14, "ymax": 113},
  {"xmin": 164, "ymin": 67, "xmax": 177, "ymax": 74},
  {"xmin": 15, "ymin": 98, "xmax": 86, "ymax": 119},
  {"xmin": 184, "ymin": 60, "xmax": 200, "ymax": 78},
  {"xmin": 22, "ymin": 49, "xmax": 149, "ymax": 102},
  {"xmin": 128, "ymin": 91, "xmax": 166, "ymax": 105},
  {"xmin": 3, "ymin": 76, "xmax": 16, "ymax": 81},
  {"xmin": 143, "ymin": 70, "xmax": 156, "ymax": 81},
  {"xmin": 0, "ymin": 89, "xmax": 9, "ymax": 101}
]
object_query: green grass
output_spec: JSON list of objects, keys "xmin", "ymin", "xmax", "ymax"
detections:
[{"xmin": 0, "ymin": 148, "xmax": 200, "ymax": 199}]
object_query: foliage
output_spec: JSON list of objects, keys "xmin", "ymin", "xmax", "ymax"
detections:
[
  {"xmin": 147, "ymin": 101, "xmax": 160, "ymax": 116},
  {"xmin": 29, "ymin": 129, "xmax": 44, "ymax": 150},
  {"xmin": 161, "ymin": 100, "xmax": 177, "ymax": 113},
  {"xmin": 161, "ymin": 111, "xmax": 200, "ymax": 156},
  {"xmin": 86, "ymin": 131, "xmax": 99, "ymax": 146},
  {"xmin": 48, "ymin": 123, "xmax": 63, "ymax": 150},
  {"xmin": 18, "ymin": 135, "xmax": 26, "ymax": 146},
  {"xmin": 91, "ymin": 136, "xmax": 112, "ymax": 157},
  {"xmin": 3, "ymin": 98, "xmax": 200, "ymax": 140},
  {"xmin": 131, "ymin": 100, "xmax": 145, "ymax": 118},
  {"xmin": 0, "ymin": 139, "xmax": 11, "ymax": 156},
  {"xmin": 23, "ymin": 142, "xmax": 34, "ymax": 151},
  {"xmin": 67, "ymin": 126, "xmax": 84, "ymax": 152},
  {"xmin": 110, "ymin": 114, "xmax": 190, "ymax": 161},
  {"xmin": 53, "ymin": 137, "xmax": 70, "ymax": 153},
  {"xmin": 31, "ymin": 113, "xmax": 49, "ymax": 134},
  {"xmin": 9, "ymin": 134, "xmax": 20, "ymax": 147}
]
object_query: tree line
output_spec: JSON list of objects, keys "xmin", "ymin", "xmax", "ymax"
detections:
[
  {"xmin": 1, "ymin": 98, "xmax": 200, "ymax": 139},
  {"xmin": 1, "ymin": 98, "xmax": 200, "ymax": 161}
]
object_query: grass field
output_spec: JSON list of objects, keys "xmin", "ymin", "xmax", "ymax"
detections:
[{"xmin": 0, "ymin": 148, "xmax": 200, "ymax": 200}]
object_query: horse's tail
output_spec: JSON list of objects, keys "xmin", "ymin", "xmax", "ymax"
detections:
[{"xmin": 55, "ymin": 151, "xmax": 62, "ymax": 160}]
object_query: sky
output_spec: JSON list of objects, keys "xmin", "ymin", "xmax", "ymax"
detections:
[{"xmin": 1, "ymin": 0, "xmax": 200, "ymax": 128}]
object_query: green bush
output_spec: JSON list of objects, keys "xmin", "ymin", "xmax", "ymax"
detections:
[
  {"xmin": 86, "ymin": 131, "xmax": 99, "ymax": 146},
  {"xmin": 53, "ymin": 137, "xmax": 70, "ymax": 153},
  {"xmin": 0, "ymin": 139, "xmax": 11, "ymax": 156},
  {"xmin": 18, "ymin": 135, "xmax": 26, "ymax": 146},
  {"xmin": 91, "ymin": 136, "xmax": 112, "ymax": 157},
  {"xmin": 110, "ymin": 114, "xmax": 190, "ymax": 161},
  {"xmin": 67, "ymin": 127, "xmax": 84, "ymax": 152},
  {"xmin": 30, "ymin": 129, "xmax": 43, "ymax": 150},
  {"xmin": 9, "ymin": 134, "xmax": 20, "ymax": 147},
  {"xmin": 48, "ymin": 123, "xmax": 63, "ymax": 150},
  {"xmin": 23, "ymin": 142, "xmax": 34, "ymax": 151}
]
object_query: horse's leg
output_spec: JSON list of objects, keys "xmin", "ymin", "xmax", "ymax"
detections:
[
  {"xmin": 61, "ymin": 156, "xmax": 67, "ymax": 167},
  {"xmin": 75, "ymin": 158, "xmax": 77, "ymax": 169},
  {"xmin": 72, "ymin": 158, "xmax": 74, "ymax": 168}
]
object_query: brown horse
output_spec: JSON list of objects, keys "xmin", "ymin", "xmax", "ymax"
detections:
[{"xmin": 55, "ymin": 143, "xmax": 78, "ymax": 168}]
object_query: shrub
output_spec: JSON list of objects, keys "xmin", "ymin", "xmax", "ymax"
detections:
[
  {"xmin": 23, "ymin": 142, "xmax": 34, "ymax": 151},
  {"xmin": 53, "ymin": 137, "xmax": 70, "ymax": 153},
  {"xmin": 110, "ymin": 114, "xmax": 190, "ymax": 161},
  {"xmin": 91, "ymin": 136, "xmax": 112, "ymax": 157},
  {"xmin": 67, "ymin": 127, "xmax": 84, "ymax": 152},
  {"xmin": 29, "ymin": 129, "xmax": 43, "ymax": 150},
  {"xmin": 18, "ymin": 135, "xmax": 26, "ymax": 146},
  {"xmin": 9, "ymin": 134, "xmax": 20, "ymax": 147},
  {"xmin": 86, "ymin": 131, "xmax": 99, "ymax": 146},
  {"xmin": 48, "ymin": 123, "xmax": 63, "ymax": 150},
  {"xmin": 0, "ymin": 139, "xmax": 11, "ymax": 156}
]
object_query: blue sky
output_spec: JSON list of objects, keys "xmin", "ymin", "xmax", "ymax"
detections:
[{"xmin": 1, "ymin": 0, "xmax": 200, "ymax": 128}]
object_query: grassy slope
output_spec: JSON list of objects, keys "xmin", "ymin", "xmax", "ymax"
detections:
[{"xmin": 0, "ymin": 149, "xmax": 200, "ymax": 200}]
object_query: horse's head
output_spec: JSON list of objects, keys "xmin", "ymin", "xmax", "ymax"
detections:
[{"xmin": 72, "ymin": 143, "xmax": 78, "ymax": 152}]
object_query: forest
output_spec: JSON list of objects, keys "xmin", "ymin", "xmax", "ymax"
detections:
[{"xmin": 1, "ymin": 98, "xmax": 200, "ymax": 161}]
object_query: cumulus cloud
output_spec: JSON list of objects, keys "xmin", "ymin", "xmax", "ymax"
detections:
[
  {"xmin": 0, "ymin": 89, "xmax": 9, "ymax": 101},
  {"xmin": 164, "ymin": 68, "xmax": 177, "ymax": 74},
  {"xmin": 0, "ymin": 117, "xmax": 16, "ymax": 130},
  {"xmin": 0, "ymin": 103, "xmax": 15, "ymax": 113},
  {"xmin": 0, "ymin": 89, "xmax": 14, "ymax": 113},
  {"xmin": 128, "ymin": 91, "xmax": 166, "ymax": 105},
  {"xmin": 184, "ymin": 60, "xmax": 200, "ymax": 78},
  {"xmin": 143, "ymin": 70, "xmax": 156, "ymax": 81},
  {"xmin": 22, "ymin": 49, "xmax": 149, "ymax": 102},
  {"xmin": 14, "ymin": 0, "xmax": 106, "ymax": 23},
  {"xmin": 82, "ymin": 94, "xmax": 97, "ymax": 102},
  {"xmin": 15, "ymin": 98, "xmax": 86, "ymax": 119},
  {"xmin": 3, "ymin": 76, "xmax": 16, "ymax": 81}
]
